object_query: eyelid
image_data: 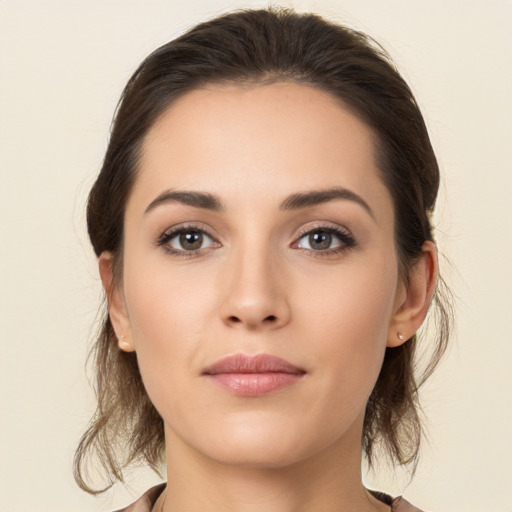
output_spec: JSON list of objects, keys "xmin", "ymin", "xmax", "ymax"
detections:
[
  {"xmin": 157, "ymin": 221, "xmax": 220, "ymax": 240},
  {"xmin": 291, "ymin": 222, "xmax": 356, "ymax": 255},
  {"xmin": 156, "ymin": 223, "xmax": 221, "ymax": 256},
  {"xmin": 293, "ymin": 222, "xmax": 354, "ymax": 242}
]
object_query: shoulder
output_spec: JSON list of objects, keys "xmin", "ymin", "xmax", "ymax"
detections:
[
  {"xmin": 112, "ymin": 483, "xmax": 165, "ymax": 512},
  {"xmin": 369, "ymin": 489, "xmax": 426, "ymax": 512},
  {"xmin": 392, "ymin": 495, "xmax": 427, "ymax": 512}
]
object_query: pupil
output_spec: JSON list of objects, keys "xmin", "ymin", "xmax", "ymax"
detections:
[
  {"xmin": 180, "ymin": 231, "xmax": 203, "ymax": 250},
  {"xmin": 310, "ymin": 231, "xmax": 331, "ymax": 250}
]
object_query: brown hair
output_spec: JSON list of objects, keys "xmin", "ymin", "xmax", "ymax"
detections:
[{"xmin": 75, "ymin": 7, "xmax": 452, "ymax": 493}]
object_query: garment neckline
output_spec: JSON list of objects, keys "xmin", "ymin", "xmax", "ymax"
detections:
[{"xmin": 123, "ymin": 483, "xmax": 403, "ymax": 511}]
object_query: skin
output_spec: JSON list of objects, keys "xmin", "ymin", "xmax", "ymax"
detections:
[{"xmin": 101, "ymin": 82, "xmax": 437, "ymax": 512}]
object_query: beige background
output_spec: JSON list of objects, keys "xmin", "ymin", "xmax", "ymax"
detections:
[{"xmin": 1, "ymin": 1, "xmax": 511, "ymax": 511}]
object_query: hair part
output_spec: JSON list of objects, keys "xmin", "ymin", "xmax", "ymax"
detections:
[{"xmin": 75, "ymin": 7, "xmax": 452, "ymax": 493}]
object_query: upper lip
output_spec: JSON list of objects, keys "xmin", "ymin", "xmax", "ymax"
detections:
[{"xmin": 203, "ymin": 353, "xmax": 306, "ymax": 375}]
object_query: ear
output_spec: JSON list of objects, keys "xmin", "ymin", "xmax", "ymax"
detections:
[
  {"xmin": 98, "ymin": 251, "xmax": 135, "ymax": 352},
  {"xmin": 387, "ymin": 241, "xmax": 438, "ymax": 348}
]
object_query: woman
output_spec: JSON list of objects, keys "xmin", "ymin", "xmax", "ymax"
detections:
[{"xmin": 75, "ymin": 7, "xmax": 451, "ymax": 512}]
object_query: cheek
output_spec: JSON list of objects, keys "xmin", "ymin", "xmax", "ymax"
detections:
[
  {"xmin": 121, "ymin": 256, "xmax": 217, "ymax": 405},
  {"xmin": 124, "ymin": 239, "xmax": 215, "ymax": 334},
  {"xmin": 295, "ymin": 255, "xmax": 398, "ymax": 401},
  {"xmin": 296, "ymin": 251, "xmax": 397, "ymax": 340}
]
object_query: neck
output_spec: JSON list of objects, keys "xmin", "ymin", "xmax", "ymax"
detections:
[{"xmin": 160, "ymin": 420, "xmax": 389, "ymax": 512}]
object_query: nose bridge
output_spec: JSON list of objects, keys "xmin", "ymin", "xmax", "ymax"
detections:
[{"xmin": 220, "ymin": 229, "xmax": 290, "ymax": 330}]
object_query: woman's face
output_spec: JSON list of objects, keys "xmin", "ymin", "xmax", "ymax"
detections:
[{"xmin": 108, "ymin": 82, "xmax": 408, "ymax": 468}]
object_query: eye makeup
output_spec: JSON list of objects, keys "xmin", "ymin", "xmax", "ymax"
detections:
[
  {"xmin": 292, "ymin": 224, "xmax": 356, "ymax": 258},
  {"xmin": 155, "ymin": 221, "xmax": 357, "ymax": 260}
]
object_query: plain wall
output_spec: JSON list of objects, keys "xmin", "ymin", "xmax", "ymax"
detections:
[{"xmin": 1, "ymin": 1, "xmax": 511, "ymax": 511}]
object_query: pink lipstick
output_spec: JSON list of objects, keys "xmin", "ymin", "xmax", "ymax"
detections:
[{"xmin": 203, "ymin": 353, "xmax": 306, "ymax": 397}]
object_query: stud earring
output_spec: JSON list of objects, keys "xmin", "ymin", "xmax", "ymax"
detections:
[
  {"xmin": 118, "ymin": 334, "xmax": 132, "ymax": 351},
  {"xmin": 397, "ymin": 333, "xmax": 405, "ymax": 341}
]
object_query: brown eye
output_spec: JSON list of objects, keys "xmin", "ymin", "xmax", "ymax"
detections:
[
  {"xmin": 165, "ymin": 228, "xmax": 215, "ymax": 252},
  {"xmin": 308, "ymin": 231, "xmax": 332, "ymax": 250},
  {"xmin": 294, "ymin": 226, "xmax": 355, "ymax": 254},
  {"xmin": 298, "ymin": 229, "xmax": 342, "ymax": 251},
  {"xmin": 179, "ymin": 231, "xmax": 204, "ymax": 250}
]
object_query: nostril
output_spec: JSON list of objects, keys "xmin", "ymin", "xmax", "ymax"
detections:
[{"xmin": 227, "ymin": 314, "xmax": 277, "ymax": 325}]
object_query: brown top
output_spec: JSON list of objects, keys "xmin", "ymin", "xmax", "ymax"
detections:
[{"xmin": 114, "ymin": 484, "xmax": 425, "ymax": 511}]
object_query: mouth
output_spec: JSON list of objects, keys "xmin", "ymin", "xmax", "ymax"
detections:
[{"xmin": 202, "ymin": 353, "xmax": 306, "ymax": 397}]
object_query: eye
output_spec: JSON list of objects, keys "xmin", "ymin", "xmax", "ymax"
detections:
[
  {"xmin": 294, "ymin": 226, "xmax": 355, "ymax": 254},
  {"xmin": 157, "ymin": 225, "xmax": 219, "ymax": 255}
]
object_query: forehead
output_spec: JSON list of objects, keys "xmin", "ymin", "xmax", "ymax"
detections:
[{"xmin": 130, "ymin": 82, "xmax": 391, "ymax": 217}]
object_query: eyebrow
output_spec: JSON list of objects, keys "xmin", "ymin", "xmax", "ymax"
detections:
[
  {"xmin": 145, "ymin": 190, "xmax": 224, "ymax": 214},
  {"xmin": 280, "ymin": 186, "xmax": 374, "ymax": 219},
  {"xmin": 144, "ymin": 186, "xmax": 374, "ymax": 219}
]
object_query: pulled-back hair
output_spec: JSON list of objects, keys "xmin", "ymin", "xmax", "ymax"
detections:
[{"xmin": 75, "ymin": 7, "xmax": 452, "ymax": 493}]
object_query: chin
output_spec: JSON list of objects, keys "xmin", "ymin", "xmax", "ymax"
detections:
[
  {"xmin": 188, "ymin": 419, "xmax": 337, "ymax": 470},
  {"xmin": 208, "ymin": 443, "xmax": 306, "ymax": 470}
]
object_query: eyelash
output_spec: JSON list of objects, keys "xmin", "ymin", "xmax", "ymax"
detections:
[
  {"xmin": 155, "ymin": 223, "xmax": 356, "ymax": 259},
  {"xmin": 292, "ymin": 224, "xmax": 356, "ymax": 258},
  {"xmin": 156, "ymin": 223, "xmax": 218, "ymax": 259}
]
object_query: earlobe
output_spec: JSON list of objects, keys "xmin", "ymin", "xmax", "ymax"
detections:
[
  {"xmin": 118, "ymin": 334, "xmax": 135, "ymax": 353},
  {"xmin": 98, "ymin": 251, "xmax": 134, "ymax": 352},
  {"xmin": 387, "ymin": 241, "xmax": 438, "ymax": 347}
]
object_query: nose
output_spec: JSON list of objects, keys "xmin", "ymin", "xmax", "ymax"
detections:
[{"xmin": 219, "ymin": 244, "xmax": 291, "ymax": 331}]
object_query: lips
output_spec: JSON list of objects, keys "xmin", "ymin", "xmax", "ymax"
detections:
[{"xmin": 203, "ymin": 353, "xmax": 306, "ymax": 397}]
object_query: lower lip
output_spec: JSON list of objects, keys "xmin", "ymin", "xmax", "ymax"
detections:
[{"xmin": 206, "ymin": 372, "xmax": 304, "ymax": 396}]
